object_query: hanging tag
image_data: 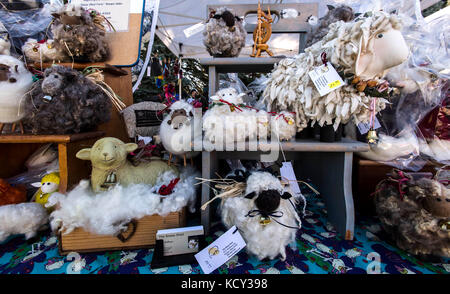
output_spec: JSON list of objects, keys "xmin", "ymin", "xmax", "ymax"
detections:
[
  {"xmin": 357, "ymin": 117, "xmax": 381, "ymax": 135},
  {"xmin": 147, "ymin": 66, "xmax": 151, "ymax": 77},
  {"xmin": 183, "ymin": 22, "xmax": 206, "ymax": 38},
  {"xmin": 308, "ymin": 63, "xmax": 345, "ymax": 97},
  {"xmin": 194, "ymin": 226, "xmax": 246, "ymax": 274},
  {"xmin": 280, "ymin": 162, "xmax": 301, "ymax": 196}
]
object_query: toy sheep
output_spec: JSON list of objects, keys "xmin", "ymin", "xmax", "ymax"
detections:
[
  {"xmin": 263, "ymin": 11, "xmax": 410, "ymax": 134},
  {"xmin": 51, "ymin": 4, "xmax": 110, "ymax": 63},
  {"xmin": 31, "ymin": 172, "xmax": 60, "ymax": 211},
  {"xmin": 270, "ymin": 111, "xmax": 297, "ymax": 141},
  {"xmin": 22, "ymin": 38, "xmax": 68, "ymax": 64},
  {"xmin": 160, "ymin": 101, "xmax": 201, "ymax": 166},
  {"xmin": 0, "ymin": 202, "xmax": 48, "ymax": 243},
  {"xmin": 76, "ymin": 137, "xmax": 178, "ymax": 192},
  {"xmin": 221, "ymin": 171, "xmax": 301, "ymax": 260},
  {"xmin": 0, "ymin": 55, "xmax": 34, "ymax": 134},
  {"xmin": 203, "ymin": 7, "xmax": 247, "ymax": 57},
  {"xmin": 23, "ymin": 65, "xmax": 111, "ymax": 134},
  {"xmin": 374, "ymin": 170, "xmax": 450, "ymax": 258},
  {"xmin": 0, "ymin": 24, "xmax": 11, "ymax": 56}
]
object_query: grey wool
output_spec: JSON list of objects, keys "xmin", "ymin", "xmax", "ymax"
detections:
[
  {"xmin": 203, "ymin": 7, "xmax": 247, "ymax": 57},
  {"xmin": 23, "ymin": 66, "xmax": 111, "ymax": 134}
]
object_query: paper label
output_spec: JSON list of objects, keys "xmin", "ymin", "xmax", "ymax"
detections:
[
  {"xmin": 184, "ymin": 22, "xmax": 205, "ymax": 38},
  {"xmin": 156, "ymin": 226, "xmax": 204, "ymax": 256},
  {"xmin": 194, "ymin": 226, "xmax": 246, "ymax": 274},
  {"xmin": 308, "ymin": 63, "xmax": 345, "ymax": 97},
  {"xmin": 70, "ymin": 0, "xmax": 130, "ymax": 32},
  {"xmin": 280, "ymin": 161, "xmax": 301, "ymax": 196},
  {"xmin": 357, "ymin": 117, "xmax": 381, "ymax": 135}
]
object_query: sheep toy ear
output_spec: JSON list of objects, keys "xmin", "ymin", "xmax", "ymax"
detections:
[
  {"xmin": 124, "ymin": 143, "xmax": 138, "ymax": 153},
  {"xmin": 355, "ymin": 35, "xmax": 373, "ymax": 78},
  {"xmin": 281, "ymin": 192, "xmax": 293, "ymax": 199},
  {"xmin": 244, "ymin": 192, "xmax": 257, "ymax": 199},
  {"xmin": 31, "ymin": 182, "xmax": 42, "ymax": 188},
  {"xmin": 76, "ymin": 148, "xmax": 91, "ymax": 160}
]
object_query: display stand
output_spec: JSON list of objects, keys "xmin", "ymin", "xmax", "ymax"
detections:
[{"xmin": 199, "ymin": 58, "xmax": 370, "ymax": 240}]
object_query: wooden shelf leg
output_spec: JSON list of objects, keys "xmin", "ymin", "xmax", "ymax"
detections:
[
  {"xmin": 201, "ymin": 151, "xmax": 218, "ymax": 235},
  {"xmin": 0, "ymin": 123, "xmax": 4, "ymax": 134}
]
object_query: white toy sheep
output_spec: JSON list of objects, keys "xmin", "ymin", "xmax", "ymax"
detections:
[
  {"xmin": 263, "ymin": 11, "xmax": 410, "ymax": 133},
  {"xmin": 160, "ymin": 101, "xmax": 201, "ymax": 166},
  {"xmin": 0, "ymin": 203, "xmax": 48, "ymax": 242},
  {"xmin": 270, "ymin": 111, "xmax": 297, "ymax": 141},
  {"xmin": 221, "ymin": 171, "xmax": 301, "ymax": 261},
  {"xmin": 22, "ymin": 38, "xmax": 67, "ymax": 64},
  {"xmin": 0, "ymin": 55, "xmax": 34, "ymax": 134}
]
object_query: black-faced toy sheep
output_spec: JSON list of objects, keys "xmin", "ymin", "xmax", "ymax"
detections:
[{"xmin": 23, "ymin": 65, "xmax": 111, "ymax": 134}]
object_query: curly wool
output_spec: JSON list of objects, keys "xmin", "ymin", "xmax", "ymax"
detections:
[
  {"xmin": 221, "ymin": 172, "xmax": 300, "ymax": 261},
  {"xmin": 203, "ymin": 7, "xmax": 246, "ymax": 57},
  {"xmin": 51, "ymin": 5, "xmax": 110, "ymax": 62},
  {"xmin": 263, "ymin": 12, "xmax": 402, "ymax": 131},
  {"xmin": 49, "ymin": 167, "xmax": 199, "ymax": 236},
  {"xmin": 23, "ymin": 65, "xmax": 111, "ymax": 134},
  {"xmin": 22, "ymin": 38, "xmax": 68, "ymax": 63},
  {"xmin": 0, "ymin": 203, "xmax": 48, "ymax": 242}
]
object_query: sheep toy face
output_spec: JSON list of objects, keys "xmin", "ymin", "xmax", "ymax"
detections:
[
  {"xmin": 210, "ymin": 88, "xmax": 244, "ymax": 105},
  {"xmin": 77, "ymin": 137, "xmax": 138, "ymax": 169},
  {"xmin": 246, "ymin": 189, "xmax": 293, "ymax": 218},
  {"xmin": 167, "ymin": 109, "xmax": 192, "ymax": 130},
  {"xmin": 41, "ymin": 70, "xmax": 67, "ymax": 96}
]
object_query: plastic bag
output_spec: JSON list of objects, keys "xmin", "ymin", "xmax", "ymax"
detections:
[{"xmin": 218, "ymin": 73, "xmax": 257, "ymax": 105}]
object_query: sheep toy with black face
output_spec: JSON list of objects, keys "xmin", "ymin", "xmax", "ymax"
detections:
[
  {"xmin": 23, "ymin": 65, "xmax": 111, "ymax": 134},
  {"xmin": 221, "ymin": 171, "xmax": 301, "ymax": 261}
]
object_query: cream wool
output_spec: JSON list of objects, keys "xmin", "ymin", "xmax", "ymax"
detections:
[
  {"xmin": 22, "ymin": 38, "xmax": 68, "ymax": 63},
  {"xmin": 270, "ymin": 111, "xmax": 297, "ymax": 141},
  {"xmin": 49, "ymin": 168, "xmax": 199, "ymax": 236}
]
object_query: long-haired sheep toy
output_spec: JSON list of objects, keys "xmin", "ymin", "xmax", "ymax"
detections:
[
  {"xmin": 263, "ymin": 11, "xmax": 409, "ymax": 132},
  {"xmin": 203, "ymin": 7, "xmax": 247, "ymax": 57},
  {"xmin": 220, "ymin": 171, "xmax": 301, "ymax": 260},
  {"xmin": 23, "ymin": 65, "xmax": 111, "ymax": 134},
  {"xmin": 51, "ymin": 4, "xmax": 110, "ymax": 63},
  {"xmin": 374, "ymin": 169, "xmax": 450, "ymax": 258}
]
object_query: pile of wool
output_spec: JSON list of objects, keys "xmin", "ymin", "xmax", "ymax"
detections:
[
  {"xmin": 49, "ymin": 167, "xmax": 199, "ymax": 236},
  {"xmin": 203, "ymin": 7, "xmax": 246, "ymax": 57},
  {"xmin": 263, "ymin": 11, "xmax": 409, "ymax": 131}
]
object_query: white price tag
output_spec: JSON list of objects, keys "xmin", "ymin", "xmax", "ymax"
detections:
[
  {"xmin": 184, "ymin": 22, "xmax": 205, "ymax": 38},
  {"xmin": 280, "ymin": 162, "xmax": 301, "ymax": 196},
  {"xmin": 194, "ymin": 226, "xmax": 246, "ymax": 274},
  {"xmin": 357, "ymin": 117, "xmax": 381, "ymax": 135},
  {"xmin": 308, "ymin": 63, "xmax": 345, "ymax": 97}
]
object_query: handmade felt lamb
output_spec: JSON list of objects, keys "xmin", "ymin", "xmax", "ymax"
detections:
[
  {"xmin": 160, "ymin": 101, "xmax": 201, "ymax": 166},
  {"xmin": 0, "ymin": 202, "xmax": 48, "ymax": 243},
  {"xmin": 23, "ymin": 65, "xmax": 111, "ymax": 134},
  {"xmin": 263, "ymin": 11, "xmax": 410, "ymax": 133},
  {"xmin": 76, "ymin": 137, "xmax": 178, "ymax": 192},
  {"xmin": 374, "ymin": 170, "xmax": 450, "ymax": 258},
  {"xmin": 203, "ymin": 88, "xmax": 270, "ymax": 144},
  {"xmin": 270, "ymin": 111, "xmax": 297, "ymax": 141},
  {"xmin": 22, "ymin": 38, "xmax": 68, "ymax": 64},
  {"xmin": 0, "ymin": 55, "xmax": 34, "ymax": 134},
  {"xmin": 203, "ymin": 7, "xmax": 246, "ymax": 57},
  {"xmin": 221, "ymin": 171, "xmax": 301, "ymax": 261},
  {"xmin": 51, "ymin": 4, "xmax": 110, "ymax": 63}
]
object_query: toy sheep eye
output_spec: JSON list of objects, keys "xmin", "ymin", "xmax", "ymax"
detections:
[
  {"xmin": 436, "ymin": 198, "xmax": 442, "ymax": 202},
  {"xmin": 377, "ymin": 33, "xmax": 383, "ymax": 38},
  {"xmin": 446, "ymin": 199, "xmax": 450, "ymax": 202},
  {"xmin": 53, "ymin": 74, "xmax": 58, "ymax": 78}
]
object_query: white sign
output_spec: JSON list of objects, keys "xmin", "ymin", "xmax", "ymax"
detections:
[
  {"xmin": 184, "ymin": 22, "xmax": 206, "ymax": 38},
  {"xmin": 70, "ymin": 0, "xmax": 131, "ymax": 32},
  {"xmin": 308, "ymin": 63, "xmax": 345, "ymax": 97},
  {"xmin": 194, "ymin": 226, "xmax": 246, "ymax": 274},
  {"xmin": 280, "ymin": 161, "xmax": 302, "ymax": 196}
]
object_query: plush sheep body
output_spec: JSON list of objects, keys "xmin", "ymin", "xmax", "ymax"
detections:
[
  {"xmin": 221, "ymin": 172, "xmax": 301, "ymax": 260},
  {"xmin": 76, "ymin": 137, "xmax": 178, "ymax": 192},
  {"xmin": 270, "ymin": 111, "xmax": 297, "ymax": 141},
  {"xmin": 49, "ymin": 168, "xmax": 198, "ymax": 236},
  {"xmin": 203, "ymin": 7, "xmax": 246, "ymax": 57},
  {"xmin": 22, "ymin": 38, "xmax": 68, "ymax": 63},
  {"xmin": 0, "ymin": 203, "xmax": 48, "ymax": 242},
  {"xmin": 0, "ymin": 55, "xmax": 34, "ymax": 124},
  {"xmin": 23, "ymin": 65, "xmax": 111, "ymax": 134},
  {"xmin": 263, "ymin": 12, "xmax": 409, "ymax": 131}
]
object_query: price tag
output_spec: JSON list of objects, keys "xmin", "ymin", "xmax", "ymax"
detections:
[
  {"xmin": 280, "ymin": 161, "xmax": 301, "ymax": 196},
  {"xmin": 184, "ymin": 22, "xmax": 205, "ymax": 38},
  {"xmin": 357, "ymin": 117, "xmax": 381, "ymax": 135},
  {"xmin": 308, "ymin": 63, "xmax": 345, "ymax": 97},
  {"xmin": 194, "ymin": 226, "xmax": 246, "ymax": 274}
]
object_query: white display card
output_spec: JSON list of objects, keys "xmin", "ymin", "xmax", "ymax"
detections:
[
  {"xmin": 280, "ymin": 161, "xmax": 301, "ymax": 196},
  {"xmin": 308, "ymin": 63, "xmax": 345, "ymax": 97}
]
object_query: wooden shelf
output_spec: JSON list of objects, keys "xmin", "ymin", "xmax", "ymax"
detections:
[
  {"xmin": 199, "ymin": 57, "xmax": 285, "ymax": 73},
  {"xmin": 0, "ymin": 131, "xmax": 105, "ymax": 144}
]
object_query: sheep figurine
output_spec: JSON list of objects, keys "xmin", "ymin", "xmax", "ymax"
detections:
[
  {"xmin": 270, "ymin": 111, "xmax": 297, "ymax": 141},
  {"xmin": 0, "ymin": 27, "xmax": 11, "ymax": 56},
  {"xmin": 23, "ymin": 65, "xmax": 111, "ymax": 134},
  {"xmin": 374, "ymin": 170, "xmax": 450, "ymax": 258},
  {"xmin": 76, "ymin": 137, "xmax": 178, "ymax": 192},
  {"xmin": 22, "ymin": 38, "xmax": 68, "ymax": 64},
  {"xmin": 0, "ymin": 55, "xmax": 34, "ymax": 134},
  {"xmin": 203, "ymin": 7, "xmax": 247, "ymax": 57},
  {"xmin": 160, "ymin": 101, "xmax": 201, "ymax": 166},
  {"xmin": 0, "ymin": 202, "xmax": 48, "ymax": 243},
  {"xmin": 263, "ymin": 11, "xmax": 410, "ymax": 133},
  {"xmin": 51, "ymin": 4, "xmax": 110, "ymax": 63},
  {"xmin": 221, "ymin": 171, "xmax": 301, "ymax": 261},
  {"xmin": 31, "ymin": 172, "xmax": 60, "ymax": 211}
]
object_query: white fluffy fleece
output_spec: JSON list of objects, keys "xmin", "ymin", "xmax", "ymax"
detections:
[
  {"xmin": 221, "ymin": 172, "xmax": 301, "ymax": 261},
  {"xmin": 22, "ymin": 38, "xmax": 67, "ymax": 63},
  {"xmin": 0, "ymin": 55, "xmax": 34, "ymax": 123},
  {"xmin": 49, "ymin": 168, "xmax": 199, "ymax": 236},
  {"xmin": 270, "ymin": 111, "xmax": 297, "ymax": 141},
  {"xmin": 0, "ymin": 203, "xmax": 48, "ymax": 242}
]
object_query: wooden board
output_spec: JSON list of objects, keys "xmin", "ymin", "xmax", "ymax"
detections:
[
  {"xmin": 0, "ymin": 131, "xmax": 104, "ymax": 144},
  {"xmin": 59, "ymin": 210, "xmax": 186, "ymax": 254}
]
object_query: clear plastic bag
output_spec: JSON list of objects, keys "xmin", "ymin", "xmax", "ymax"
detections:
[{"xmin": 218, "ymin": 73, "xmax": 257, "ymax": 105}]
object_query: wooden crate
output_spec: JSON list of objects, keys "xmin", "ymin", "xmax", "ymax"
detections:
[{"xmin": 58, "ymin": 209, "xmax": 186, "ymax": 255}]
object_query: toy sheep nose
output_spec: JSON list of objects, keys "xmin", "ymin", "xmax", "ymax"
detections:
[{"xmin": 102, "ymin": 152, "xmax": 108, "ymax": 158}]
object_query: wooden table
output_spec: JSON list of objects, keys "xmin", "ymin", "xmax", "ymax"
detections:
[{"xmin": 0, "ymin": 131, "xmax": 104, "ymax": 193}]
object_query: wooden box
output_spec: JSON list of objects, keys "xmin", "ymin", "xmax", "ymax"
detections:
[{"xmin": 58, "ymin": 209, "xmax": 186, "ymax": 254}]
